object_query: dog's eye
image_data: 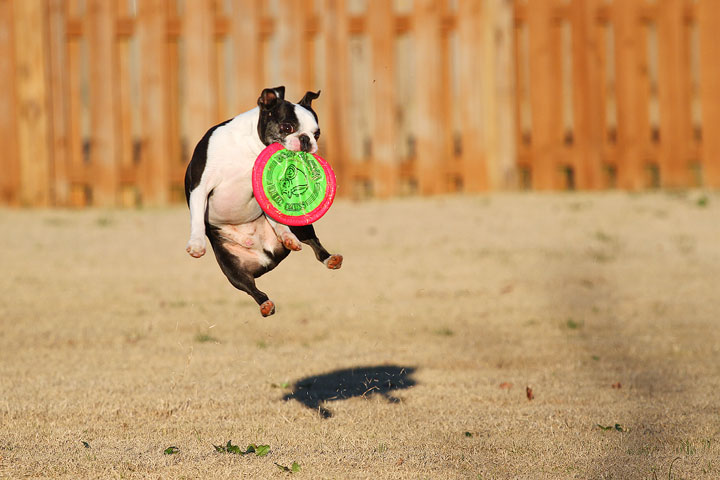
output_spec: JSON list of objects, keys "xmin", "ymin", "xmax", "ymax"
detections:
[
  {"xmin": 279, "ymin": 123, "xmax": 295, "ymax": 134},
  {"xmin": 314, "ymin": 130, "xmax": 320, "ymax": 140}
]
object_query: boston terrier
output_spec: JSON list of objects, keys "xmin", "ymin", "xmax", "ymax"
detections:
[{"xmin": 184, "ymin": 86, "xmax": 342, "ymax": 317}]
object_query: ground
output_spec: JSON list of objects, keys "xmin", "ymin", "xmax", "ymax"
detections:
[{"xmin": 1, "ymin": 192, "xmax": 719, "ymax": 479}]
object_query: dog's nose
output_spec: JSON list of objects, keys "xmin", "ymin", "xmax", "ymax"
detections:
[{"xmin": 299, "ymin": 134, "xmax": 312, "ymax": 152}]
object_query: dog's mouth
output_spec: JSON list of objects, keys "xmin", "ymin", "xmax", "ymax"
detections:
[{"xmin": 283, "ymin": 135, "xmax": 316, "ymax": 154}]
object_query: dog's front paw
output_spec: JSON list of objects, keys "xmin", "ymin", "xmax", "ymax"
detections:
[
  {"xmin": 281, "ymin": 233, "xmax": 302, "ymax": 251},
  {"xmin": 186, "ymin": 238, "xmax": 206, "ymax": 258}
]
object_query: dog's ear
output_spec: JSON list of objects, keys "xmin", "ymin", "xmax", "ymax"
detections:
[
  {"xmin": 298, "ymin": 90, "xmax": 320, "ymax": 109},
  {"xmin": 258, "ymin": 86, "xmax": 286, "ymax": 109}
]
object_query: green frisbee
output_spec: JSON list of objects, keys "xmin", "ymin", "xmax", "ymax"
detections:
[{"xmin": 252, "ymin": 143, "xmax": 337, "ymax": 226}]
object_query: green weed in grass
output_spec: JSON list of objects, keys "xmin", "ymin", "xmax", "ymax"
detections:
[
  {"xmin": 597, "ymin": 423, "xmax": 627, "ymax": 432},
  {"xmin": 434, "ymin": 327, "xmax": 454, "ymax": 337},
  {"xmin": 163, "ymin": 446, "xmax": 179, "ymax": 455},
  {"xmin": 275, "ymin": 462, "xmax": 301, "ymax": 473},
  {"xmin": 194, "ymin": 333, "xmax": 218, "ymax": 344},
  {"xmin": 566, "ymin": 318, "xmax": 583, "ymax": 330},
  {"xmin": 213, "ymin": 441, "xmax": 270, "ymax": 456},
  {"xmin": 95, "ymin": 216, "xmax": 113, "ymax": 227}
]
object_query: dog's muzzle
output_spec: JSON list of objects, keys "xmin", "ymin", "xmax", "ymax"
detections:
[{"xmin": 299, "ymin": 134, "xmax": 312, "ymax": 153}]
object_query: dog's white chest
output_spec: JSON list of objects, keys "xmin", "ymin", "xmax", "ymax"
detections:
[
  {"xmin": 202, "ymin": 111, "xmax": 266, "ymax": 225},
  {"xmin": 208, "ymin": 172, "xmax": 261, "ymax": 224}
]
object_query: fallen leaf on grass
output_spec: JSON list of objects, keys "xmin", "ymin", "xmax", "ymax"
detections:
[
  {"xmin": 163, "ymin": 446, "xmax": 179, "ymax": 455},
  {"xmin": 464, "ymin": 431, "xmax": 473, "ymax": 437},
  {"xmin": 526, "ymin": 386, "xmax": 534, "ymax": 400},
  {"xmin": 275, "ymin": 461, "xmax": 301, "ymax": 473},
  {"xmin": 396, "ymin": 458, "xmax": 404, "ymax": 466},
  {"xmin": 81, "ymin": 441, "xmax": 90, "ymax": 449},
  {"xmin": 499, "ymin": 382, "xmax": 513, "ymax": 390},
  {"xmin": 611, "ymin": 382, "xmax": 622, "ymax": 389}
]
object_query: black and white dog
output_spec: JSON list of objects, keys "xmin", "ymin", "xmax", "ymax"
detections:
[{"xmin": 184, "ymin": 86, "xmax": 342, "ymax": 317}]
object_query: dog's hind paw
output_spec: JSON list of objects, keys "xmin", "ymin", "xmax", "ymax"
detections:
[
  {"xmin": 260, "ymin": 300, "xmax": 276, "ymax": 317},
  {"xmin": 324, "ymin": 254, "xmax": 343, "ymax": 270}
]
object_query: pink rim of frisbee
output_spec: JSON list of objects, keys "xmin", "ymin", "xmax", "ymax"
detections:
[{"xmin": 252, "ymin": 143, "xmax": 337, "ymax": 226}]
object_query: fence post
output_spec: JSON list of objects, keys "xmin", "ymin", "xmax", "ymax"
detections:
[
  {"xmin": 0, "ymin": 0, "xmax": 19, "ymax": 205},
  {"xmin": 570, "ymin": 0, "xmax": 604, "ymax": 189},
  {"xmin": 46, "ymin": 0, "xmax": 70, "ymax": 206},
  {"xmin": 614, "ymin": 0, "xmax": 646, "ymax": 189},
  {"xmin": 137, "ymin": 0, "xmax": 171, "ymax": 205},
  {"xmin": 414, "ymin": 0, "xmax": 444, "ymax": 195},
  {"xmin": 230, "ymin": 0, "xmax": 261, "ymax": 110},
  {"xmin": 369, "ymin": 0, "xmax": 398, "ymax": 197},
  {"xmin": 657, "ymin": 0, "xmax": 692, "ymax": 188},
  {"xmin": 185, "ymin": 0, "xmax": 217, "ymax": 143},
  {"xmin": 66, "ymin": 0, "xmax": 87, "ymax": 207},
  {"xmin": 526, "ymin": 0, "xmax": 563, "ymax": 189},
  {"xmin": 699, "ymin": 0, "xmax": 720, "ymax": 188},
  {"xmin": 484, "ymin": 0, "xmax": 517, "ymax": 190},
  {"xmin": 13, "ymin": 0, "xmax": 52, "ymax": 206},
  {"xmin": 321, "ymin": 0, "xmax": 351, "ymax": 197},
  {"xmin": 87, "ymin": 0, "xmax": 119, "ymax": 206},
  {"xmin": 457, "ymin": 0, "xmax": 488, "ymax": 192},
  {"xmin": 276, "ymin": 0, "xmax": 304, "ymax": 94}
]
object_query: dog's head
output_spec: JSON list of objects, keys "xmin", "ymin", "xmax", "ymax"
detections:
[{"xmin": 257, "ymin": 86, "xmax": 321, "ymax": 154}]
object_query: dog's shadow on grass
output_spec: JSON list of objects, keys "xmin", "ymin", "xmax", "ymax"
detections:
[{"xmin": 282, "ymin": 365, "xmax": 416, "ymax": 418}]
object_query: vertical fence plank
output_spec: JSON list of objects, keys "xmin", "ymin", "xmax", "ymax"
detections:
[
  {"xmin": 489, "ymin": 0, "xmax": 517, "ymax": 189},
  {"xmin": 87, "ymin": 0, "xmax": 118, "ymax": 206},
  {"xmin": 698, "ymin": 0, "xmax": 720, "ymax": 187},
  {"xmin": 657, "ymin": 0, "xmax": 691, "ymax": 187},
  {"xmin": 321, "ymin": 0, "xmax": 350, "ymax": 196},
  {"xmin": 414, "ymin": 0, "xmax": 444, "ymax": 195},
  {"xmin": 13, "ymin": 0, "xmax": 52, "ymax": 206},
  {"xmin": 0, "ymin": 0, "xmax": 19, "ymax": 205},
  {"xmin": 514, "ymin": 8, "xmax": 531, "ymax": 184},
  {"xmin": 570, "ymin": 0, "xmax": 604, "ymax": 189},
  {"xmin": 527, "ymin": 0, "xmax": 563, "ymax": 189},
  {"xmin": 47, "ymin": 0, "xmax": 70, "ymax": 205},
  {"xmin": 66, "ymin": 0, "xmax": 86, "ymax": 206},
  {"xmin": 137, "ymin": 0, "xmax": 170, "ymax": 205},
  {"xmin": 276, "ymin": 0, "xmax": 303, "ymax": 94},
  {"xmin": 457, "ymin": 0, "xmax": 488, "ymax": 192},
  {"xmin": 230, "ymin": 0, "xmax": 260, "ymax": 109},
  {"xmin": 166, "ymin": 2, "xmax": 183, "ymax": 200},
  {"xmin": 114, "ymin": 0, "xmax": 136, "ymax": 206},
  {"xmin": 369, "ymin": 0, "xmax": 397, "ymax": 197},
  {"xmin": 614, "ymin": 0, "xmax": 646, "ymax": 189},
  {"xmin": 185, "ymin": 0, "xmax": 217, "ymax": 142}
]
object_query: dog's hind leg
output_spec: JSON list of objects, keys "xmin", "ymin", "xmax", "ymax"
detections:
[
  {"xmin": 207, "ymin": 227, "xmax": 281, "ymax": 317},
  {"xmin": 290, "ymin": 224, "xmax": 343, "ymax": 270},
  {"xmin": 265, "ymin": 216, "xmax": 303, "ymax": 252}
]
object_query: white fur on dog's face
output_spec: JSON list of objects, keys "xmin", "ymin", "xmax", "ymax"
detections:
[{"xmin": 282, "ymin": 104, "xmax": 319, "ymax": 154}]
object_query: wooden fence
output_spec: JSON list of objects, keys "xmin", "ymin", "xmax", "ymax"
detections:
[{"xmin": 0, "ymin": 0, "xmax": 719, "ymax": 207}]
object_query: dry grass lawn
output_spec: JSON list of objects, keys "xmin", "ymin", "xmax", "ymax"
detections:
[{"xmin": 1, "ymin": 192, "xmax": 720, "ymax": 479}]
